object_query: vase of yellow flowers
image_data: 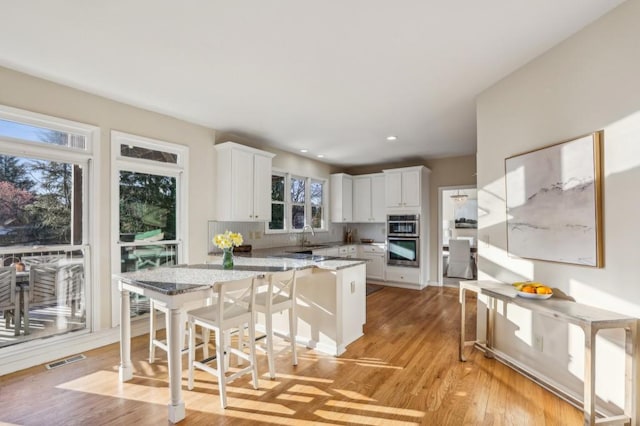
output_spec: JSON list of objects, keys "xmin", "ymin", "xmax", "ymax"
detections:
[{"xmin": 213, "ymin": 230, "xmax": 243, "ymax": 269}]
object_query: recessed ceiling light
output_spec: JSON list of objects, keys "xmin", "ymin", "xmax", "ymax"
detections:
[
  {"xmin": 300, "ymin": 149, "xmax": 308, "ymax": 153},
  {"xmin": 386, "ymin": 136, "xmax": 397, "ymax": 141},
  {"xmin": 317, "ymin": 154, "xmax": 324, "ymax": 158}
]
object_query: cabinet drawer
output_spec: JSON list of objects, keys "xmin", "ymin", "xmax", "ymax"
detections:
[
  {"xmin": 339, "ymin": 245, "xmax": 357, "ymax": 255},
  {"xmin": 360, "ymin": 245, "xmax": 385, "ymax": 254},
  {"xmin": 385, "ymin": 266, "xmax": 419, "ymax": 284}
]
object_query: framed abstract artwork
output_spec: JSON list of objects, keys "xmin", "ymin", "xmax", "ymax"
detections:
[{"xmin": 505, "ymin": 131, "xmax": 603, "ymax": 267}]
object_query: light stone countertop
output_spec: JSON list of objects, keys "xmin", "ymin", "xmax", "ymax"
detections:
[{"xmin": 114, "ymin": 256, "xmax": 367, "ymax": 296}]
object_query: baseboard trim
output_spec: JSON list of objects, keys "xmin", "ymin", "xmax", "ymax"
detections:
[{"xmin": 0, "ymin": 319, "xmax": 151, "ymax": 376}]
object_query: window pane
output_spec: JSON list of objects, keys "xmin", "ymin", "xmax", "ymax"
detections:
[
  {"xmin": 311, "ymin": 206, "xmax": 323, "ymax": 229},
  {"xmin": 291, "ymin": 177, "xmax": 305, "ymax": 203},
  {"xmin": 0, "ymin": 154, "xmax": 79, "ymax": 247},
  {"xmin": 120, "ymin": 145, "xmax": 178, "ymax": 164},
  {"xmin": 311, "ymin": 180, "xmax": 323, "ymax": 206},
  {"xmin": 120, "ymin": 243, "xmax": 178, "ymax": 317},
  {"xmin": 271, "ymin": 175, "xmax": 285, "ymax": 202},
  {"xmin": 269, "ymin": 204, "xmax": 284, "ymax": 230},
  {"xmin": 0, "ymin": 248, "xmax": 87, "ymax": 349},
  {"xmin": 119, "ymin": 171, "xmax": 176, "ymax": 242},
  {"xmin": 0, "ymin": 119, "xmax": 86, "ymax": 149},
  {"xmin": 291, "ymin": 205, "xmax": 305, "ymax": 229}
]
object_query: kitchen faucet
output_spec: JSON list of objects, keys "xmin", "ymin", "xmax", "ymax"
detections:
[{"xmin": 300, "ymin": 224, "xmax": 315, "ymax": 248}]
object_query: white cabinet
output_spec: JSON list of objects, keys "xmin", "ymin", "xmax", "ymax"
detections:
[
  {"xmin": 384, "ymin": 166, "xmax": 422, "ymax": 208},
  {"xmin": 339, "ymin": 245, "xmax": 357, "ymax": 258},
  {"xmin": 330, "ymin": 173, "xmax": 353, "ymax": 222},
  {"xmin": 352, "ymin": 174, "xmax": 386, "ymax": 222},
  {"xmin": 358, "ymin": 244, "xmax": 385, "ymax": 281},
  {"xmin": 214, "ymin": 142, "xmax": 275, "ymax": 221},
  {"xmin": 385, "ymin": 265, "xmax": 420, "ymax": 285}
]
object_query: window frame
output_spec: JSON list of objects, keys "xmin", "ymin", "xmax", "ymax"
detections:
[
  {"xmin": 0, "ymin": 104, "xmax": 99, "ymax": 346},
  {"xmin": 265, "ymin": 169, "xmax": 327, "ymax": 234},
  {"xmin": 109, "ymin": 131, "xmax": 189, "ymax": 326}
]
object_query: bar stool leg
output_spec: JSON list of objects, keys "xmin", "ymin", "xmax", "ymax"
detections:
[
  {"xmin": 289, "ymin": 305, "xmax": 298, "ymax": 366},
  {"xmin": 265, "ymin": 312, "xmax": 275, "ymax": 379}
]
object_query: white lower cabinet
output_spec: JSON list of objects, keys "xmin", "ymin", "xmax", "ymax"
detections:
[
  {"xmin": 339, "ymin": 245, "xmax": 357, "ymax": 258},
  {"xmin": 358, "ymin": 245, "xmax": 385, "ymax": 281},
  {"xmin": 385, "ymin": 266, "xmax": 420, "ymax": 285}
]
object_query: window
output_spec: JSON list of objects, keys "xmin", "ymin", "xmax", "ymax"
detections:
[
  {"xmin": 111, "ymin": 131, "xmax": 187, "ymax": 321},
  {"xmin": 269, "ymin": 173, "xmax": 285, "ymax": 230},
  {"xmin": 0, "ymin": 105, "xmax": 96, "ymax": 349},
  {"xmin": 267, "ymin": 172, "xmax": 326, "ymax": 233},
  {"xmin": 290, "ymin": 176, "xmax": 306, "ymax": 230}
]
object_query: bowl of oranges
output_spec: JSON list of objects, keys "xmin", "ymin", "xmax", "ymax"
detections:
[{"xmin": 512, "ymin": 281, "xmax": 553, "ymax": 300}]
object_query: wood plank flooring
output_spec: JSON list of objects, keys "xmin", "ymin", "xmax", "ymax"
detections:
[{"xmin": 0, "ymin": 286, "xmax": 583, "ymax": 425}]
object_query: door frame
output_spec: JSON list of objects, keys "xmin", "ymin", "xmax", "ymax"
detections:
[{"xmin": 437, "ymin": 184, "xmax": 476, "ymax": 286}]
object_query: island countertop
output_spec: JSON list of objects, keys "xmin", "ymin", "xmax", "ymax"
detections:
[{"xmin": 114, "ymin": 256, "xmax": 367, "ymax": 296}]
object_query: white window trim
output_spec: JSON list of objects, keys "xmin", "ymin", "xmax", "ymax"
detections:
[
  {"xmin": 0, "ymin": 104, "xmax": 95, "ymax": 154},
  {"xmin": 109, "ymin": 131, "xmax": 189, "ymax": 327},
  {"xmin": 0, "ymin": 104, "xmax": 100, "ymax": 340},
  {"xmin": 265, "ymin": 169, "xmax": 328, "ymax": 234}
]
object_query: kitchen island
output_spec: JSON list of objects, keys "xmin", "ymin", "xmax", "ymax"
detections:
[{"xmin": 113, "ymin": 256, "xmax": 367, "ymax": 423}]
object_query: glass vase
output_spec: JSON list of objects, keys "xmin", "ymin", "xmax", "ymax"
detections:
[{"xmin": 222, "ymin": 248, "xmax": 234, "ymax": 269}]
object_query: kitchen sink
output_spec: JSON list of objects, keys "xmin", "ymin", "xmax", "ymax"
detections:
[
  {"xmin": 284, "ymin": 244, "xmax": 330, "ymax": 253},
  {"xmin": 300, "ymin": 244, "xmax": 330, "ymax": 249},
  {"xmin": 269, "ymin": 253, "xmax": 338, "ymax": 261}
]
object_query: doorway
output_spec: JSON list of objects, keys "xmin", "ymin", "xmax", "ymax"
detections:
[{"xmin": 437, "ymin": 185, "xmax": 477, "ymax": 286}]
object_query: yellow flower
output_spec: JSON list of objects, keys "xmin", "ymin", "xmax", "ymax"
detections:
[{"xmin": 213, "ymin": 230, "xmax": 243, "ymax": 250}]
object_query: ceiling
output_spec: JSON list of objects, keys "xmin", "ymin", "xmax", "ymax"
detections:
[{"xmin": 0, "ymin": 1, "xmax": 625, "ymax": 167}]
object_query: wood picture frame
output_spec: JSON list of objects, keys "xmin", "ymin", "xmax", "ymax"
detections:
[{"xmin": 505, "ymin": 131, "xmax": 603, "ymax": 267}]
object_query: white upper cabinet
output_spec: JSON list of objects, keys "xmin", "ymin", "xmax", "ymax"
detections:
[
  {"xmin": 330, "ymin": 173, "xmax": 353, "ymax": 222},
  {"xmin": 370, "ymin": 173, "xmax": 386, "ymax": 221},
  {"xmin": 384, "ymin": 166, "xmax": 423, "ymax": 208},
  {"xmin": 352, "ymin": 173, "xmax": 386, "ymax": 222},
  {"xmin": 214, "ymin": 142, "xmax": 275, "ymax": 221}
]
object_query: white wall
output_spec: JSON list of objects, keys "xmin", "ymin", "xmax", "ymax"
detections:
[{"xmin": 477, "ymin": 0, "xmax": 640, "ymax": 414}]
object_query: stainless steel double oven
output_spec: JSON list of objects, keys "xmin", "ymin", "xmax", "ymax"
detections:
[{"xmin": 387, "ymin": 214, "xmax": 420, "ymax": 267}]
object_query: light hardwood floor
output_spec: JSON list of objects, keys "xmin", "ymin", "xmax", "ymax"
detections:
[{"xmin": 0, "ymin": 286, "xmax": 583, "ymax": 425}]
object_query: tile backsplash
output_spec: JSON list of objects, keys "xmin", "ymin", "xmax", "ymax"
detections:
[{"xmin": 207, "ymin": 221, "xmax": 387, "ymax": 253}]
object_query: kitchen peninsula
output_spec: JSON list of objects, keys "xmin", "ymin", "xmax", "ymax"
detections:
[{"xmin": 113, "ymin": 255, "xmax": 367, "ymax": 423}]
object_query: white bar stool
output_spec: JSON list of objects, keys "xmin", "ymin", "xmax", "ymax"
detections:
[
  {"xmin": 252, "ymin": 269, "xmax": 298, "ymax": 379},
  {"xmin": 187, "ymin": 276, "xmax": 258, "ymax": 409}
]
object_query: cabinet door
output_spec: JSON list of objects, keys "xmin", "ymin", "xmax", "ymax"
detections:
[
  {"xmin": 401, "ymin": 169, "xmax": 421, "ymax": 207},
  {"xmin": 343, "ymin": 176, "xmax": 353, "ymax": 222},
  {"xmin": 352, "ymin": 177, "xmax": 371, "ymax": 222},
  {"xmin": 367, "ymin": 255, "xmax": 385, "ymax": 280},
  {"xmin": 252, "ymin": 154, "xmax": 272, "ymax": 221},
  {"xmin": 385, "ymin": 171, "xmax": 403, "ymax": 207},
  {"xmin": 331, "ymin": 174, "xmax": 353, "ymax": 222},
  {"xmin": 370, "ymin": 174, "xmax": 386, "ymax": 221},
  {"xmin": 231, "ymin": 149, "xmax": 255, "ymax": 220}
]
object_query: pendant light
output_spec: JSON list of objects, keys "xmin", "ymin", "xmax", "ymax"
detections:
[{"xmin": 451, "ymin": 189, "xmax": 468, "ymax": 206}]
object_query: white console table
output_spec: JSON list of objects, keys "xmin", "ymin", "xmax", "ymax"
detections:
[{"xmin": 459, "ymin": 280, "xmax": 638, "ymax": 426}]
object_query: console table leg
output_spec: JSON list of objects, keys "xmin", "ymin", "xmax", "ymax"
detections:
[
  {"xmin": 460, "ymin": 288, "xmax": 467, "ymax": 361},
  {"xmin": 485, "ymin": 296, "xmax": 495, "ymax": 359},
  {"xmin": 583, "ymin": 326, "xmax": 596, "ymax": 425},
  {"xmin": 625, "ymin": 323, "xmax": 637, "ymax": 424}
]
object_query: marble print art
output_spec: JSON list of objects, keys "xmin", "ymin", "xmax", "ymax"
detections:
[{"xmin": 505, "ymin": 132, "xmax": 602, "ymax": 267}]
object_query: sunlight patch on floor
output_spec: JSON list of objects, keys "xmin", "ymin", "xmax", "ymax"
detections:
[
  {"xmin": 326, "ymin": 400, "xmax": 424, "ymax": 417},
  {"xmin": 287, "ymin": 384, "xmax": 332, "ymax": 396},
  {"xmin": 332, "ymin": 389, "xmax": 376, "ymax": 402},
  {"xmin": 271, "ymin": 373, "xmax": 333, "ymax": 383},
  {"xmin": 276, "ymin": 393, "xmax": 314, "ymax": 403},
  {"xmin": 314, "ymin": 409, "xmax": 421, "ymax": 426}
]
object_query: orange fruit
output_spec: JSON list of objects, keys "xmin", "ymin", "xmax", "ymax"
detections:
[
  {"xmin": 536, "ymin": 286, "xmax": 552, "ymax": 295},
  {"xmin": 521, "ymin": 285, "xmax": 536, "ymax": 293}
]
